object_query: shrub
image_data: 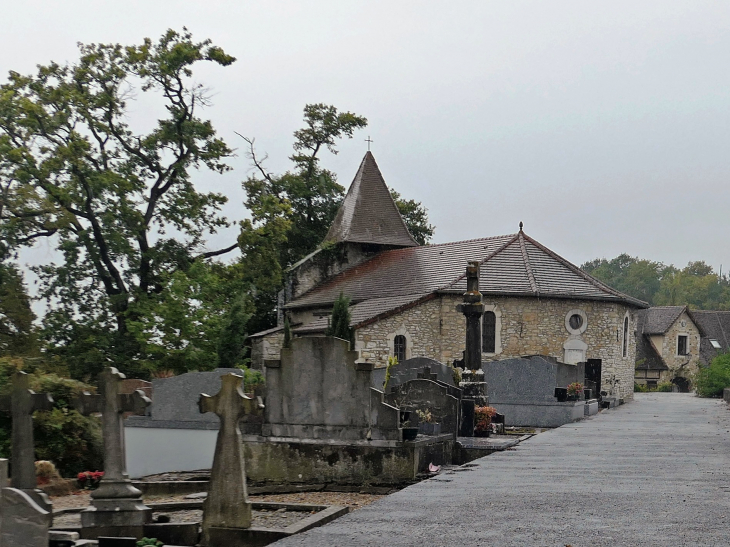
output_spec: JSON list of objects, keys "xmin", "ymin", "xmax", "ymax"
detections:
[
  {"xmin": 0, "ymin": 361, "xmax": 103, "ymax": 477},
  {"xmin": 695, "ymin": 352, "xmax": 730, "ymax": 397},
  {"xmin": 235, "ymin": 364, "xmax": 265, "ymax": 393},
  {"xmin": 634, "ymin": 382, "xmax": 649, "ymax": 392},
  {"xmin": 326, "ymin": 293, "xmax": 353, "ymax": 345},
  {"xmin": 655, "ymin": 381, "xmax": 674, "ymax": 392},
  {"xmin": 137, "ymin": 539, "xmax": 163, "ymax": 547}
]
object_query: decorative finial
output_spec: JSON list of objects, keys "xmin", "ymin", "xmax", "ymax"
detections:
[
  {"xmin": 519, "ymin": 221, "xmax": 523, "ymax": 232},
  {"xmin": 365, "ymin": 136, "xmax": 373, "ymax": 151}
]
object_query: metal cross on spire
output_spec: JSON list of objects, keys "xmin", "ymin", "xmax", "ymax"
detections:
[{"xmin": 365, "ymin": 136, "xmax": 373, "ymax": 151}]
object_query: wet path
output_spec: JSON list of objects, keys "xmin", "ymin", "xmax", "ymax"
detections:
[{"xmin": 274, "ymin": 394, "xmax": 730, "ymax": 546}]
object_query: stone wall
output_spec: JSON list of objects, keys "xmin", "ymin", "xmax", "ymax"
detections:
[{"xmin": 355, "ymin": 294, "xmax": 638, "ymax": 400}]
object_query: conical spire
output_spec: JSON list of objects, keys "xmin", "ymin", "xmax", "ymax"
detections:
[{"xmin": 324, "ymin": 152, "xmax": 418, "ymax": 247}]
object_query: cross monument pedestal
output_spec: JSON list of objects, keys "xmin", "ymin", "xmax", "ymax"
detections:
[{"xmin": 74, "ymin": 367, "xmax": 152, "ymax": 538}]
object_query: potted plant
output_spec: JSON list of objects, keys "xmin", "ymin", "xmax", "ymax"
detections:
[
  {"xmin": 474, "ymin": 406, "xmax": 497, "ymax": 437},
  {"xmin": 416, "ymin": 409, "xmax": 441, "ymax": 436},
  {"xmin": 566, "ymin": 382, "xmax": 584, "ymax": 401}
]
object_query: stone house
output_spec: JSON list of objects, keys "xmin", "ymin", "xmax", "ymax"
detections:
[
  {"xmin": 251, "ymin": 152, "xmax": 647, "ymax": 401},
  {"xmin": 635, "ymin": 306, "xmax": 730, "ymax": 391}
]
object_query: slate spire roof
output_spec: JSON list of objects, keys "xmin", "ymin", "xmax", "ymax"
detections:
[
  {"xmin": 287, "ymin": 230, "xmax": 648, "ymax": 333},
  {"xmin": 323, "ymin": 152, "xmax": 418, "ymax": 248}
]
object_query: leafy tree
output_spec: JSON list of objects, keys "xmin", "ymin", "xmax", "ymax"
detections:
[
  {"xmin": 326, "ymin": 293, "xmax": 353, "ymax": 344},
  {"xmin": 0, "ymin": 261, "xmax": 36, "ymax": 355},
  {"xmin": 0, "ymin": 29, "xmax": 239, "ymax": 378},
  {"xmin": 390, "ymin": 189, "xmax": 435, "ymax": 245},
  {"xmin": 217, "ymin": 294, "xmax": 253, "ymax": 368},
  {"xmin": 695, "ymin": 352, "xmax": 730, "ymax": 397},
  {"xmin": 581, "ymin": 254, "xmax": 664, "ymax": 305}
]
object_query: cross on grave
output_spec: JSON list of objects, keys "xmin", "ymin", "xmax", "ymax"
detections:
[
  {"xmin": 0, "ymin": 372, "xmax": 53, "ymax": 508},
  {"xmin": 74, "ymin": 367, "xmax": 152, "ymax": 533},
  {"xmin": 417, "ymin": 367, "xmax": 438, "ymax": 381},
  {"xmin": 199, "ymin": 373, "xmax": 264, "ymax": 543}
]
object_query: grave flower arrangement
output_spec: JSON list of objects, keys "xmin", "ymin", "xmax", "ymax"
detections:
[
  {"xmin": 566, "ymin": 382, "xmax": 584, "ymax": 398},
  {"xmin": 77, "ymin": 470, "xmax": 104, "ymax": 490},
  {"xmin": 416, "ymin": 409, "xmax": 433, "ymax": 423},
  {"xmin": 474, "ymin": 406, "xmax": 497, "ymax": 436}
]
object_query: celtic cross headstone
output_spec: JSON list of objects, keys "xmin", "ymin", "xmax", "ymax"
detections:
[{"xmin": 198, "ymin": 372, "xmax": 264, "ymax": 545}]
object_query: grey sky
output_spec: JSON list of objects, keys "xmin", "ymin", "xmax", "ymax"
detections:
[{"xmin": 4, "ymin": 0, "xmax": 730, "ymax": 273}]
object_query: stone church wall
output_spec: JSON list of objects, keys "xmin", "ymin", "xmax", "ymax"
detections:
[{"xmin": 355, "ymin": 294, "xmax": 638, "ymax": 400}]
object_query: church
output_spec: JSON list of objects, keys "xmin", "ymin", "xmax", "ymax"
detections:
[{"xmin": 251, "ymin": 152, "xmax": 647, "ymax": 402}]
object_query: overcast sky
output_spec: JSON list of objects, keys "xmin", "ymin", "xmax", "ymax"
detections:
[{"xmin": 4, "ymin": 1, "xmax": 730, "ymax": 274}]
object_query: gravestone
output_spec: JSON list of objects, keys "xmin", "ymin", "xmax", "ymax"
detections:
[
  {"xmin": 384, "ymin": 372, "xmax": 460, "ymax": 437},
  {"xmin": 74, "ymin": 367, "xmax": 152, "ymax": 538},
  {"xmin": 199, "ymin": 372, "xmax": 264, "ymax": 546},
  {"xmin": 0, "ymin": 371, "xmax": 54, "ymax": 510},
  {"xmin": 372, "ymin": 357, "xmax": 457, "ymax": 390},
  {"xmin": 1, "ymin": 457, "xmax": 51, "ymax": 547}
]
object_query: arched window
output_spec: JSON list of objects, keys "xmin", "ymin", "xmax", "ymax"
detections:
[
  {"xmin": 483, "ymin": 311, "xmax": 496, "ymax": 353},
  {"xmin": 394, "ymin": 335, "xmax": 407, "ymax": 363},
  {"xmin": 622, "ymin": 316, "xmax": 629, "ymax": 357}
]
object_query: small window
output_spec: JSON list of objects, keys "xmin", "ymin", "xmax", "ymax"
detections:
[
  {"xmin": 622, "ymin": 316, "xmax": 629, "ymax": 357},
  {"xmin": 482, "ymin": 311, "xmax": 496, "ymax": 353},
  {"xmin": 710, "ymin": 339, "xmax": 722, "ymax": 350},
  {"xmin": 647, "ymin": 371, "xmax": 661, "ymax": 379},
  {"xmin": 569, "ymin": 314, "xmax": 583, "ymax": 330},
  {"xmin": 677, "ymin": 335, "xmax": 688, "ymax": 356},
  {"xmin": 394, "ymin": 335, "xmax": 407, "ymax": 363},
  {"xmin": 635, "ymin": 370, "xmax": 647, "ymax": 379}
]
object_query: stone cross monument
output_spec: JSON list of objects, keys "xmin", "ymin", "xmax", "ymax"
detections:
[
  {"xmin": 457, "ymin": 260, "xmax": 485, "ymax": 371},
  {"xmin": 74, "ymin": 367, "xmax": 152, "ymax": 537},
  {"xmin": 0, "ymin": 371, "xmax": 53, "ymax": 510},
  {"xmin": 456, "ymin": 261, "xmax": 489, "ymax": 435},
  {"xmin": 199, "ymin": 372, "xmax": 264, "ymax": 545}
]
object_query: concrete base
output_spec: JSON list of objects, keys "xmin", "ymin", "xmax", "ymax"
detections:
[
  {"xmin": 243, "ymin": 434, "xmax": 454, "ymax": 486},
  {"xmin": 723, "ymin": 388, "xmax": 730, "ymax": 404},
  {"xmin": 489, "ymin": 401, "xmax": 585, "ymax": 427},
  {"xmin": 584, "ymin": 400, "xmax": 599, "ymax": 416},
  {"xmin": 79, "ymin": 525, "xmax": 146, "ymax": 540}
]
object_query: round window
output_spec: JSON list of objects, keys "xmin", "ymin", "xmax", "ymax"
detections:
[
  {"xmin": 569, "ymin": 314, "xmax": 583, "ymax": 330},
  {"xmin": 565, "ymin": 309, "xmax": 588, "ymax": 334}
]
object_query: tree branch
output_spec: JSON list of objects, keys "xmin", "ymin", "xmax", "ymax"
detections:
[{"xmin": 198, "ymin": 243, "xmax": 238, "ymax": 260}]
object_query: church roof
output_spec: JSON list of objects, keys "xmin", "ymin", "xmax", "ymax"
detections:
[
  {"xmin": 323, "ymin": 152, "xmax": 418, "ymax": 248},
  {"xmin": 286, "ymin": 230, "xmax": 648, "ymax": 328}
]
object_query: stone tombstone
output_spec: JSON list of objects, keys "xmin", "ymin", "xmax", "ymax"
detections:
[
  {"xmin": 265, "ymin": 336, "xmax": 401, "ymax": 441},
  {"xmin": 0, "ymin": 371, "xmax": 54, "ymax": 510},
  {"xmin": 199, "ymin": 373, "xmax": 263, "ymax": 545},
  {"xmin": 74, "ymin": 367, "xmax": 152, "ymax": 537},
  {"xmin": 0, "ymin": 485, "xmax": 52, "ymax": 547},
  {"xmin": 137, "ymin": 368, "xmax": 242, "ymax": 425},
  {"xmin": 371, "ymin": 357, "xmax": 457, "ymax": 390},
  {"xmin": 385, "ymin": 375, "xmax": 460, "ymax": 437},
  {"xmin": 485, "ymin": 356, "xmax": 584, "ymax": 404}
]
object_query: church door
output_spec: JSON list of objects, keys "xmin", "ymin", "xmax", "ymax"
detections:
[{"xmin": 585, "ymin": 359, "xmax": 602, "ymax": 399}]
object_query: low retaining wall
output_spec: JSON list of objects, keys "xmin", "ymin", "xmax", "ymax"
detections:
[
  {"xmin": 242, "ymin": 435, "xmax": 454, "ymax": 486},
  {"xmin": 488, "ymin": 401, "xmax": 585, "ymax": 427}
]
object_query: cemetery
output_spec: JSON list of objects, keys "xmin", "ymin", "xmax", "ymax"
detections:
[{"xmin": 0, "ymin": 259, "xmax": 626, "ymax": 547}]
